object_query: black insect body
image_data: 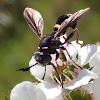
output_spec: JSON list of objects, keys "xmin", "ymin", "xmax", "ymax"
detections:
[
  {"xmin": 34, "ymin": 36, "xmax": 61, "ymax": 65},
  {"xmin": 17, "ymin": 7, "xmax": 90, "ymax": 80}
]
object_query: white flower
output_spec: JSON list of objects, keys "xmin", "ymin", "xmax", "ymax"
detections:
[
  {"xmin": 88, "ymin": 44, "xmax": 100, "ymax": 100},
  {"xmin": 10, "ymin": 81, "xmax": 64, "ymax": 100},
  {"xmin": 78, "ymin": 44, "xmax": 97, "ymax": 66},
  {"xmin": 10, "ymin": 81, "xmax": 46, "ymax": 100},
  {"xmin": 62, "ymin": 41, "xmax": 98, "ymax": 89},
  {"xmin": 63, "ymin": 40, "xmax": 83, "ymax": 60},
  {"xmin": 10, "ymin": 40, "xmax": 98, "ymax": 100},
  {"xmin": 37, "ymin": 81, "xmax": 63, "ymax": 100},
  {"xmin": 27, "ymin": 40, "xmax": 98, "ymax": 100},
  {"xmin": 64, "ymin": 68, "xmax": 95, "ymax": 90},
  {"xmin": 63, "ymin": 41, "xmax": 97, "ymax": 66}
]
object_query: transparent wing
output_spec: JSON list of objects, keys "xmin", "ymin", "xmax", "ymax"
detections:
[
  {"xmin": 54, "ymin": 8, "xmax": 90, "ymax": 38},
  {"xmin": 69, "ymin": 7, "xmax": 90, "ymax": 27},
  {"xmin": 23, "ymin": 7, "xmax": 44, "ymax": 39}
]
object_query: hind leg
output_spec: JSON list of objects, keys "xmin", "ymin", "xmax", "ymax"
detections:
[{"xmin": 61, "ymin": 28, "xmax": 83, "ymax": 45}]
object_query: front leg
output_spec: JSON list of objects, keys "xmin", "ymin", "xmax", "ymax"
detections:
[
  {"xmin": 55, "ymin": 50, "xmax": 59, "ymax": 61},
  {"xmin": 42, "ymin": 65, "xmax": 46, "ymax": 80}
]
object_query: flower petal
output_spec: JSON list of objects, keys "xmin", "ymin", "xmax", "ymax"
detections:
[
  {"xmin": 37, "ymin": 81, "xmax": 62, "ymax": 100},
  {"xmin": 63, "ymin": 40, "xmax": 83, "ymax": 60},
  {"xmin": 10, "ymin": 81, "xmax": 46, "ymax": 100},
  {"xmin": 60, "ymin": 34, "xmax": 67, "ymax": 44},
  {"xmin": 29, "ymin": 56, "xmax": 37, "ymax": 66},
  {"xmin": 67, "ymin": 40, "xmax": 83, "ymax": 56},
  {"xmin": 78, "ymin": 44, "xmax": 97, "ymax": 66},
  {"xmin": 89, "ymin": 45, "xmax": 100, "ymax": 100},
  {"xmin": 29, "ymin": 56, "xmax": 45, "ymax": 81},
  {"xmin": 64, "ymin": 69, "xmax": 93, "ymax": 90},
  {"xmin": 60, "ymin": 34, "xmax": 67, "ymax": 47}
]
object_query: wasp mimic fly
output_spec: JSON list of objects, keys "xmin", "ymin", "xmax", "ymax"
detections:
[{"xmin": 17, "ymin": 7, "xmax": 90, "ymax": 80}]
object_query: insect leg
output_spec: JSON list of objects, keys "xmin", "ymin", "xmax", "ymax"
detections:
[
  {"xmin": 61, "ymin": 28, "xmax": 78, "ymax": 45},
  {"xmin": 42, "ymin": 65, "xmax": 46, "ymax": 80},
  {"xmin": 55, "ymin": 51, "xmax": 59, "ymax": 61},
  {"xmin": 54, "ymin": 51, "xmax": 63, "ymax": 87},
  {"xmin": 16, "ymin": 63, "xmax": 38, "ymax": 72},
  {"xmin": 55, "ymin": 60, "xmax": 63, "ymax": 88},
  {"xmin": 49, "ymin": 62, "xmax": 62, "ymax": 84},
  {"xmin": 62, "ymin": 35, "xmax": 72, "ymax": 44},
  {"xmin": 62, "ymin": 28, "xmax": 83, "ymax": 45},
  {"xmin": 60, "ymin": 46, "xmax": 82, "ymax": 69},
  {"xmin": 55, "ymin": 51, "xmax": 60, "ymax": 73},
  {"xmin": 76, "ymin": 28, "xmax": 79, "ymax": 44},
  {"xmin": 75, "ymin": 29, "xmax": 83, "ymax": 45}
]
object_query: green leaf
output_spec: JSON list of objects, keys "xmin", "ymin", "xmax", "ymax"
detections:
[
  {"xmin": 65, "ymin": 89, "xmax": 92, "ymax": 100},
  {"xmin": 83, "ymin": 63, "xmax": 90, "ymax": 69},
  {"xmin": 89, "ymin": 66, "xmax": 94, "ymax": 71},
  {"xmin": 76, "ymin": 53, "xmax": 78, "ymax": 59}
]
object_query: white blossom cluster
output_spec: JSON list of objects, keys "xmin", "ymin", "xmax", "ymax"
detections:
[{"xmin": 10, "ymin": 38, "xmax": 100, "ymax": 100}]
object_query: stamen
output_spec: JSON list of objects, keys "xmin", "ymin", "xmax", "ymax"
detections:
[
  {"xmin": 64, "ymin": 96, "xmax": 68, "ymax": 100},
  {"xmin": 63, "ymin": 73, "xmax": 72, "ymax": 82},
  {"xmin": 67, "ymin": 70, "xmax": 77, "ymax": 79},
  {"xmin": 53, "ymin": 75, "xmax": 61, "ymax": 85},
  {"xmin": 69, "ymin": 94, "xmax": 72, "ymax": 100}
]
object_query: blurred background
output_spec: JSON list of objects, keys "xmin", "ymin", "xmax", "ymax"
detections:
[{"xmin": 0, "ymin": 0, "xmax": 100, "ymax": 99}]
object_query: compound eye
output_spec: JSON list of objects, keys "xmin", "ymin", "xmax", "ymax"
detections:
[{"xmin": 42, "ymin": 47, "xmax": 48, "ymax": 49}]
